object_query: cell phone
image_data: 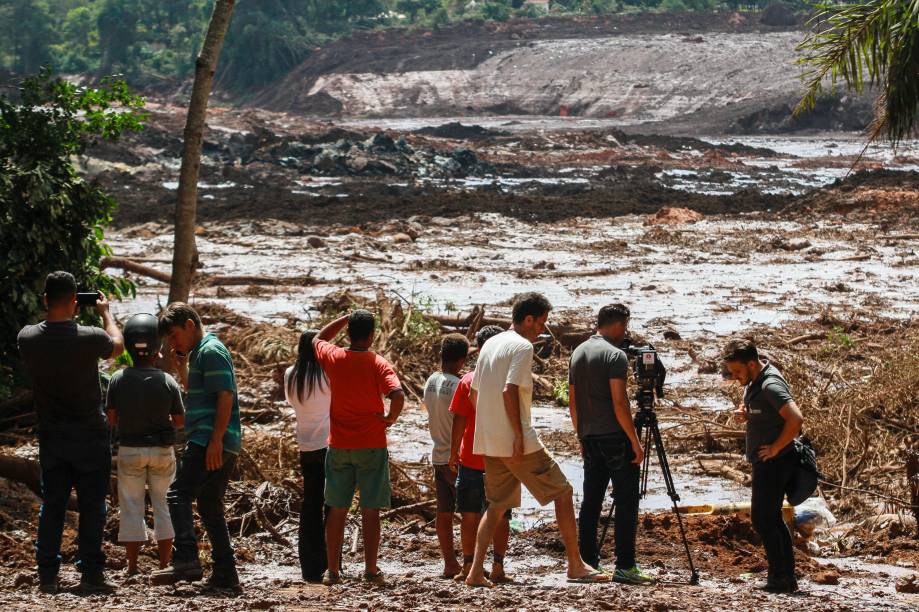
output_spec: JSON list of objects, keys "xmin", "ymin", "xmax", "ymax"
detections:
[{"xmin": 76, "ymin": 291, "xmax": 100, "ymax": 307}]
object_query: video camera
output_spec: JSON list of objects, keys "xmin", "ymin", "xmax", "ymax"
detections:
[{"xmin": 619, "ymin": 339, "xmax": 667, "ymax": 408}]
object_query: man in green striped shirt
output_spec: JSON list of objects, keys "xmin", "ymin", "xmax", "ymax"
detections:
[{"xmin": 152, "ymin": 303, "xmax": 242, "ymax": 591}]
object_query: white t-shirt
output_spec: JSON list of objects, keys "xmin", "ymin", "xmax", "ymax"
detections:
[
  {"xmin": 423, "ymin": 371, "xmax": 460, "ymax": 465},
  {"xmin": 284, "ymin": 366, "xmax": 331, "ymax": 452},
  {"xmin": 471, "ymin": 330, "xmax": 543, "ymax": 458}
]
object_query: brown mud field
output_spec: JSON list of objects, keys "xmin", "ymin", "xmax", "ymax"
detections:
[{"xmin": 4, "ymin": 13, "xmax": 919, "ymax": 608}]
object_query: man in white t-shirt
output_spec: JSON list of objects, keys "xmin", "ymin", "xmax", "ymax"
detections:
[{"xmin": 465, "ymin": 293, "xmax": 609, "ymax": 587}]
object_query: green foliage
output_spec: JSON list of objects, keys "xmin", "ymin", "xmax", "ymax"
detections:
[
  {"xmin": 0, "ymin": 69, "xmax": 144, "ymax": 376},
  {"xmin": 796, "ymin": 0, "xmax": 919, "ymax": 145},
  {"xmin": 475, "ymin": 1, "xmax": 513, "ymax": 21},
  {"xmin": 825, "ymin": 325, "xmax": 854, "ymax": 349},
  {"xmin": 405, "ymin": 295, "xmax": 441, "ymax": 339},
  {"xmin": 552, "ymin": 378, "xmax": 570, "ymax": 407}
]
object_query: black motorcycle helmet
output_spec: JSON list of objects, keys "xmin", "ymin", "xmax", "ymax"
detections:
[{"xmin": 124, "ymin": 313, "xmax": 161, "ymax": 362}]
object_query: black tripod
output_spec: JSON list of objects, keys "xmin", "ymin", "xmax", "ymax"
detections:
[{"xmin": 598, "ymin": 387, "xmax": 700, "ymax": 585}]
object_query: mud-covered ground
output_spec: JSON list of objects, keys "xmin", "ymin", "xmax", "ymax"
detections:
[{"xmin": 5, "ymin": 37, "xmax": 919, "ymax": 606}]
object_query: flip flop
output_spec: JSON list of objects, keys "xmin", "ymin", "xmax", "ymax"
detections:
[{"xmin": 567, "ymin": 570, "xmax": 611, "ymax": 584}]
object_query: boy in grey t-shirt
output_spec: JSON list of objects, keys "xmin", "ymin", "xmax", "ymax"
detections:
[
  {"xmin": 422, "ymin": 334, "xmax": 469, "ymax": 578},
  {"xmin": 106, "ymin": 314, "xmax": 184, "ymax": 575}
]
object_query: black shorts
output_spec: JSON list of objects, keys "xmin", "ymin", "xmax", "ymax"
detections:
[
  {"xmin": 434, "ymin": 464, "xmax": 457, "ymax": 513},
  {"xmin": 456, "ymin": 464, "xmax": 486, "ymax": 514},
  {"xmin": 456, "ymin": 465, "xmax": 513, "ymax": 518}
]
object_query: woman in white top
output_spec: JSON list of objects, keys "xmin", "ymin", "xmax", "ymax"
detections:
[{"xmin": 284, "ymin": 329, "xmax": 331, "ymax": 582}]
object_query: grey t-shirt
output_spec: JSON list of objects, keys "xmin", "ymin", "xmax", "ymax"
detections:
[
  {"xmin": 568, "ymin": 335, "xmax": 630, "ymax": 438},
  {"xmin": 744, "ymin": 361, "xmax": 795, "ymax": 463},
  {"xmin": 17, "ymin": 320, "xmax": 114, "ymax": 431},
  {"xmin": 423, "ymin": 371, "xmax": 459, "ymax": 465},
  {"xmin": 107, "ymin": 367, "xmax": 184, "ymax": 446}
]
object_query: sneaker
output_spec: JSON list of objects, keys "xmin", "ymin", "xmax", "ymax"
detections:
[
  {"xmin": 763, "ymin": 576, "xmax": 798, "ymax": 594},
  {"xmin": 322, "ymin": 570, "xmax": 342, "ymax": 586},
  {"xmin": 79, "ymin": 573, "xmax": 117, "ymax": 594},
  {"xmin": 198, "ymin": 569, "xmax": 241, "ymax": 592},
  {"xmin": 151, "ymin": 560, "xmax": 204, "ymax": 585},
  {"xmin": 612, "ymin": 565, "xmax": 655, "ymax": 586},
  {"xmin": 38, "ymin": 578, "xmax": 58, "ymax": 595}
]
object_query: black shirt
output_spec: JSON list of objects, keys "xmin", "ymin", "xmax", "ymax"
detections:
[
  {"xmin": 568, "ymin": 335, "xmax": 630, "ymax": 438},
  {"xmin": 17, "ymin": 320, "xmax": 114, "ymax": 431},
  {"xmin": 106, "ymin": 367, "xmax": 184, "ymax": 446},
  {"xmin": 743, "ymin": 361, "xmax": 795, "ymax": 463}
]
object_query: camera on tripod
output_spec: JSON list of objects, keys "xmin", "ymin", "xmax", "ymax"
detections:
[{"xmin": 619, "ymin": 340, "xmax": 667, "ymax": 406}]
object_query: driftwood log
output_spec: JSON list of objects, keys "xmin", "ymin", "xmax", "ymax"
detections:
[
  {"xmin": 102, "ymin": 257, "xmax": 319, "ymax": 287},
  {"xmin": 432, "ymin": 312, "xmax": 592, "ymax": 349}
]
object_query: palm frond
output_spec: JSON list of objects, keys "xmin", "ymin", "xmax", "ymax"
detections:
[{"xmin": 796, "ymin": 0, "xmax": 919, "ymax": 145}]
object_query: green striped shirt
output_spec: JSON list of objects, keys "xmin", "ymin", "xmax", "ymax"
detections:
[{"xmin": 186, "ymin": 333, "xmax": 241, "ymax": 454}]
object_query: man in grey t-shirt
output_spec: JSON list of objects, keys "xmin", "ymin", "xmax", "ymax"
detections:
[
  {"xmin": 422, "ymin": 334, "xmax": 468, "ymax": 578},
  {"xmin": 569, "ymin": 304, "xmax": 650, "ymax": 584}
]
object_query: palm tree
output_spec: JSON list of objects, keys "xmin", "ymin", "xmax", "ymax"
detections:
[{"xmin": 796, "ymin": 0, "xmax": 919, "ymax": 146}]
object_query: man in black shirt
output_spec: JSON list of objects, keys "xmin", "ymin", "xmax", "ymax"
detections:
[
  {"xmin": 17, "ymin": 271, "xmax": 124, "ymax": 594},
  {"xmin": 723, "ymin": 338, "xmax": 804, "ymax": 594}
]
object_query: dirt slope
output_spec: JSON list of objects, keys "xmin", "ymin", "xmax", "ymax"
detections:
[{"xmin": 257, "ymin": 12, "xmax": 815, "ymax": 127}]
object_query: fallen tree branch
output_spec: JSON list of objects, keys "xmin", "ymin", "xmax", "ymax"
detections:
[
  {"xmin": 101, "ymin": 257, "xmax": 172, "ymax": 283},
  {"xmin": 380, "ymin": 498, "xmax": 436, "ymax": 519}
]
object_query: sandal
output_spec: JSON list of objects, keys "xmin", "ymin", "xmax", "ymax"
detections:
[{"xmin": 567, "ymin": 569, "xmax": 611, "ymax": 584}]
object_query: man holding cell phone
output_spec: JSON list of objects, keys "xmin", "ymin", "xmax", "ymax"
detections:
[{"xmin": 17, "ymin": 271, "xmax": 124, "ymax": 595}]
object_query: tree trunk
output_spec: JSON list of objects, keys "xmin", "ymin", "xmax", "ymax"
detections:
[{"xmin": 168, "ymin": 0, "xmax": 236, "ymax": 304}]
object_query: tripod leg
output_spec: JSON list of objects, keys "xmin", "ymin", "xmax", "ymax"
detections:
[
  {"xmin": 650, "ymin": 420, "xmax": 700, "ymax": 585},
  {"xmin": 596, "ymin": 494, "xmax": 616, "ymax": 560}
]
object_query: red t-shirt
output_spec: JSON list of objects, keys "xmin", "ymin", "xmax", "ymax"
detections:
[
  {"xmin": 448, "ymin": 371, "xmax": 485, "ymax": 471},
  {"xmin": 314, "ymin": 340, "xmax": 401, "ymax": 449}
]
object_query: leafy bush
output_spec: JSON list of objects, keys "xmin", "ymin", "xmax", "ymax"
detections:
[{"xmin": 0, "ymin": 70, "xmax": 145, "ymax": 393}]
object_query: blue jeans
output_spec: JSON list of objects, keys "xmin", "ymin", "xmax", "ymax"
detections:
[
  {"xmin": 37, "ymin": 429, "xmax": 112, "ymax": 580},
  {"xmin": 167, "ymin": 442, "xmax": 237, "ymax": 573},
  {"xmin": 577, "ymin": 433, "xmax": 640, "ymax": 570}
]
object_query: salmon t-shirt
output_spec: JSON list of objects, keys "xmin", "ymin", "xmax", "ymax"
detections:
[{"xmin": 314, "ymin": 340, "xmax": 402, "ymax": 449}]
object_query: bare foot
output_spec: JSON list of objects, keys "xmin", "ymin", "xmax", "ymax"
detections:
[
  {"xmin": 465, "ymin": 570, "xmax": 494, "ymax": 588},
  {"xmin": 442, "ymin": 562, "xmax": 462, "ymax": 578},
  {"xmin": 453, "ymin": 563, "xmax": 472, "ymax": 582},
  {"xmin": 490, "ymin": 563, "xmax": 513, "ymax": 584}
]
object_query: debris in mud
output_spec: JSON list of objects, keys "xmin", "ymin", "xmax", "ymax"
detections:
[{"xmin": 413, "ymin": 122, "xmax": 509, "ymax": 140}]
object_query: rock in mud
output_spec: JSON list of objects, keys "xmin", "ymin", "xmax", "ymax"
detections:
[
  {"xmin": 646, "ymin": 207, "xmax": 703, "ymax": 225},
  {"xmin": 813, "ymin": 570, "xmax": 840, "ymax": 585},
  {"xmin": 895, "ymin": 574, "xmax": 919, "ymax": 594},
  {"xmin": 307, "ymin": 236, "xmax": 325, "ymax": 248},
  {"xmin": 12, "ymin": 573, "xmax": 32, "ymax": 589}
]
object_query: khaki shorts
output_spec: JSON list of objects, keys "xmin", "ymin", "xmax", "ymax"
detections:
[{"xmin": 484, "ymin": 448, "xmax": 572, "ymax": 508}]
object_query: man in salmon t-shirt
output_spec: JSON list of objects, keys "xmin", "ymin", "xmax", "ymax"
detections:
[
  {"xmin": 312, "ymin": 310, "xmax": 404, "ymax": 586},
  {"xmin": 447, "ymin": 325, "xmax": 511, "ymax": 583}
]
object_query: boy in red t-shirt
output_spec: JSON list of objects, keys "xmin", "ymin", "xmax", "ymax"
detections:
[
  {"xmin": 313, "ymin": 310, "xmax": 404, "ymax": 586},
  {"xmin": 447, "ymin": 325, "xmax": 511, "ymax": 582}
]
